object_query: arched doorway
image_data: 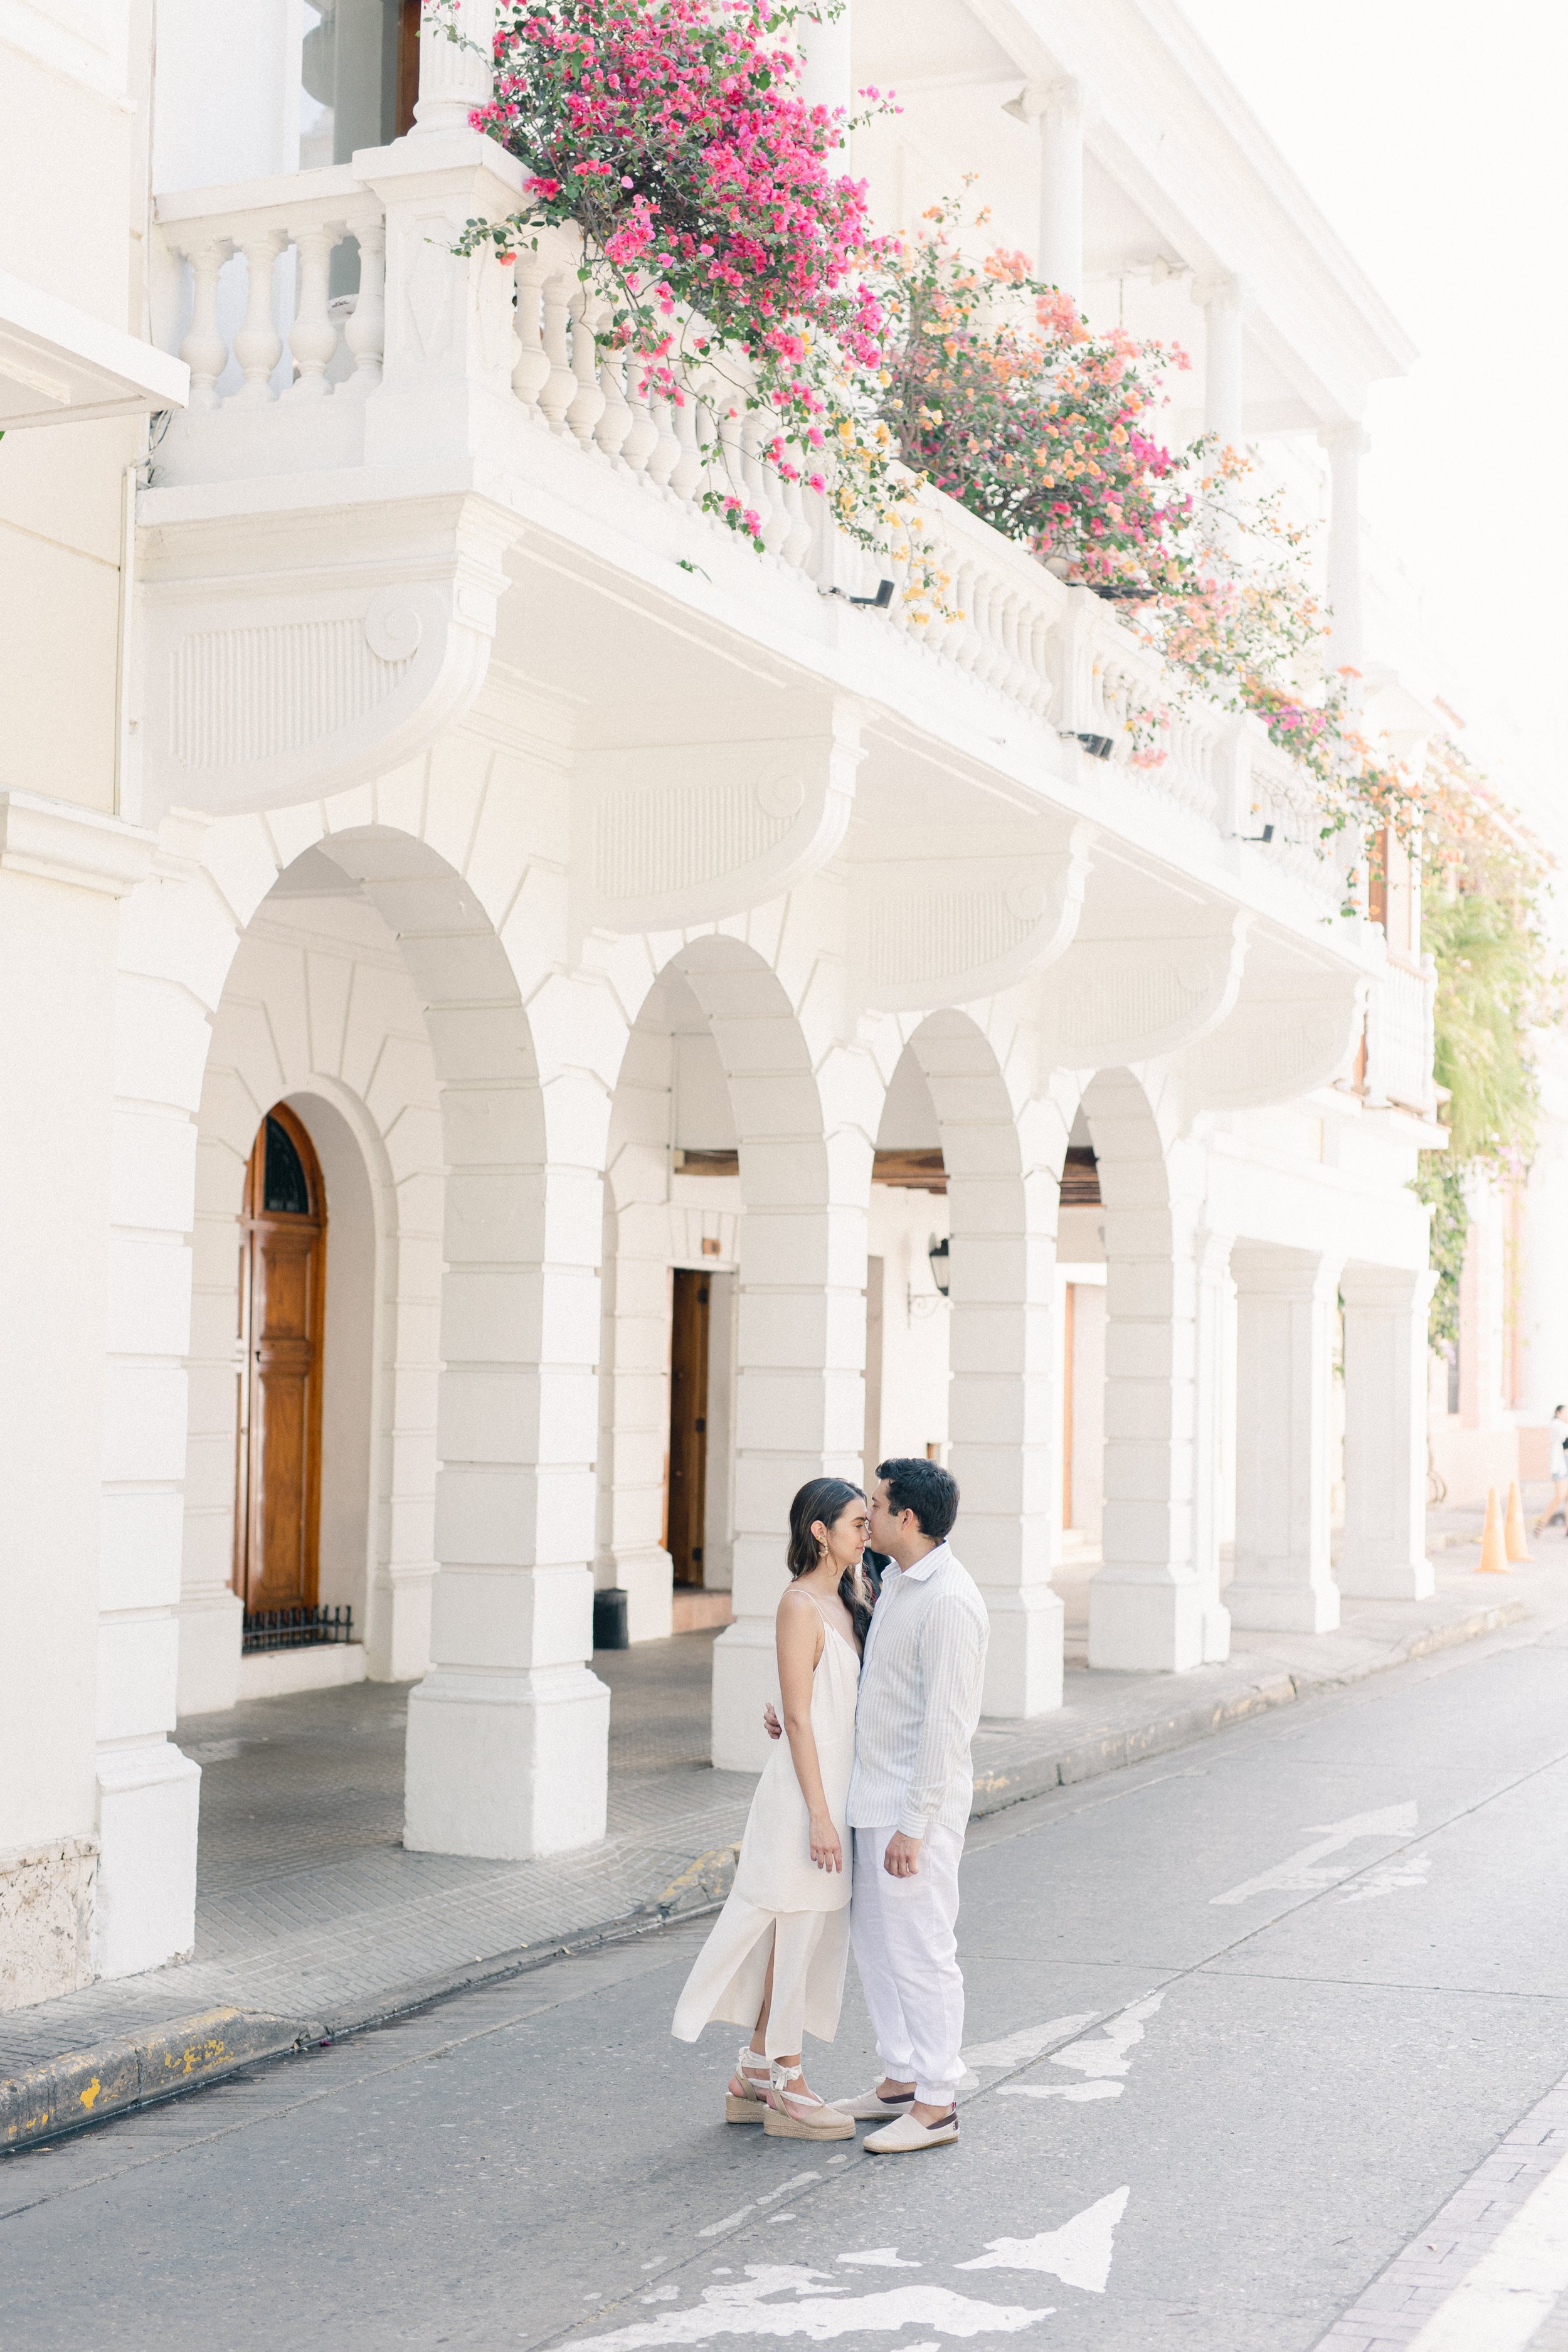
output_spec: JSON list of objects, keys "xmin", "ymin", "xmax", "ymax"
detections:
[{"xmin": 235, "ymin": 1104, "xmax": 327, "ymax": 1622}]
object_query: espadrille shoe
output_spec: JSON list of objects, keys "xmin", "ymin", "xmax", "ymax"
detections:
[
  {"xmin": 725, "ymin": 2045, "xmax": 773, "ymax": 2124},
  {"xmin": 762, "ymin": 2062, "xmax": 855, "ymax": 2141},
  {"xmin": 832, "ymin": 2084, "xmax": 916, "ymax": 2121},
  {"xmin": 863, "ymin": 2105, "xmax": 959, "ymax": 2154}
]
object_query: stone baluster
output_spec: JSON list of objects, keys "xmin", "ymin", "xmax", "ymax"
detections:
[
  {"xmin": 998, "ymin": 588, "xmax": 1028, "ymax": 701},
  {"xmin": 949, "ymin": 559, "xmax": 982, "ymax": 675},
  {"xmin": 566, "ymin": 290, "xmax": 606, "ymax": 447},
  {"xmin": 742, "ymin": 411, "xmax": 783, "ymax": 551},
  {"xmin": 342, "ymin": 220, "xmax": 385, "ymax": 395},
  {"xmin": 620, "ymin": 358, "xmax": 659, "ymax": 479},
  {"xmin": 538, "ymin": 272, "xmax": 576, "ymax": 432},
  {"xmin": 595, "ymin": 341, "xmax": 634, "ymax": 464},
  {"xmin": 779, "ymin": 458, "xmax": 815, "ymax": 572},
  {"xmin": 1022, "ymin": 603, "xmax": 1051, "ymax": 718},
  {"xmin": 645, "ymin": 391, "xmax": 681, "ymax": 490},
  {"xmin": 669, "ymin": 388, "xmax": 702, "ymax": 502},
  {"xmin": 233, "ymin": 232, "xmax": 284, "ymax": 403},
  {"xmin": 511, "ymin": 249, "xmax": 551, "ymax": 414},
  {"xmin": 180, "ymin": 238, "xmax": 231, "ymax": 410},
  {"xmin": 714, "ymin": 398, "xmax": 747, "ymax": 515},
  {"xmin": 285, "ymin": 226, "xmax": 338, "ymax": 400}
]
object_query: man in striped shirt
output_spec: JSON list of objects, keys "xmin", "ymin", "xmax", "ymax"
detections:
[{"xmin": 835, "ymin": 1457, "xmax": 988, "ymax": 2153}]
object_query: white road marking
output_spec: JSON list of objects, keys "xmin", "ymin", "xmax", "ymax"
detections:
[
  {"xmin": 1340, "ymin": 1851, "xmax": 1433, "ymax": 1902},
  {"xmin": 997, "ymin": 2079, "xmax": 1122, "ymax": 2103},
  {"xmin": 699, "ymin": 2210, "xmax": 756, "ymax": 2239},
  {"xmin": 699, "ymin": 2175, "xmax": 819, "ymax": 2240},
  {"xmin": 1403, "ymin": 2139, "xmax": 1568, "ymax": 2350},
  {"xmin": 961, "ymin": 2015, "xmax": 1101, "ymax": 2070},
  {"xmin": 758, "ymin": 2175, "xmax": 820, "ymax": 2207},
  {"xmin": 837, "ymin": 2250, "xmax": 923, "ymax": 2269},
  {"xmin": 996, "ymin": 1992, "xmax": 1165, "ymax": 2102},
  {"xmin": 575, "ymin": 2268, "xmax": 1052, "ymax": 2346},
  {"xmin": 640, "ymin": 2287, "xmax": 681, "ymax": 2304},
  {"xmin": 1210, "ymin": 1803, "xmax": 1419, "ymax": 1905},
  {"xmin": 956, "ymin": 2188, "xmax": 1130, "ymax": 2294}
]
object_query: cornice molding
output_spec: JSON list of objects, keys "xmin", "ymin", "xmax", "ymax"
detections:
[{"xmin": 0, "ymin": 792, "xmax": 156, "ymax": 896}]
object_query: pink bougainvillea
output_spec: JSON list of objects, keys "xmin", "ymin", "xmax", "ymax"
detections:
[
  {"xmin": 439, "ymin": 0, "xmax": 903, "ymax": 546},
  {"xmin": 877, "ymin": 198, "xmax": 1193, "ymax": 593}
]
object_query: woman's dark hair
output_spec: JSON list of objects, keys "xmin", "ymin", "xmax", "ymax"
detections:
[
  {"xmin": 876, "ymin": 1455, "xmax": 959, "ymax": 1542},
  {"xmin": 787, "ymin": 1476, "xmax": 873, "ymax": 1648}
]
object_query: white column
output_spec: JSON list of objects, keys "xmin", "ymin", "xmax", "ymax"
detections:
[
  {"xmin": 405, "ymin": 1079, "xmax": 609, "ymax": 1860},
  {"xmin": 411, "ymin": 0, "xmax": 495, "ymax": 136},
  {"xmin": 796, "ymin": 0, "xmax": 853, "ymax": 156},
  {"xmin": 946, "ymin": 1106, "xmax": 1064, "ymax": 1718},
  {"xmin": 1227, "ymin": 1243, "xmax": 1340, "ymax": 1633},
  {"xmin": 1322, "ymin": 423, "xmax": 1370, "ymax": 674},
  {"xmin": 1340, "ymin": 1264, "xmax": 1437, "ymax": 1600},
  {"xmin": 1192, "ymin": 1227, "xmax": 1232, "ymax": 1663},
  {"xmin": 1037, "ymin": 82, "xmax": 1084, "ymax": 304},
  {"xmin": 597, "ymin": 1194, "xmax": 677, "ymax": 1643},
  {"xmin": 1199, "ymin": 277, "xmax": 1244, "ymax": 445},
  {"xmin": 711, "ymin": 1184, "xmax": 867, "ymax": 1768},
  {"xmin": 1088, "ymin": 1098, "xmax": 1205, "ymax": 1673}
]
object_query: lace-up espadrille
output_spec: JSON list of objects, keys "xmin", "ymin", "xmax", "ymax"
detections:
[
  {"xmin": 725, "ymin": 2045, "xmax": 773, "ymax": 2124},
  {"xmin": 762, "ymin": 2062, "xmax": 855, "ymax": 2140}
]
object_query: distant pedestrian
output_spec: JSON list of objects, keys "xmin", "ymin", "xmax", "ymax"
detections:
[{"xmin": 1532, "ymin": 1404, "xmax": 1568, "ymax": 1535}]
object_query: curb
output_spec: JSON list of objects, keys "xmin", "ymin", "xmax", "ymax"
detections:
[
  {"xmin": 970, "ymin": 1597, "xmax": 1529, "ymax": 1818},
  {"xmin": 0, "ymin": 2005, "xmax": 321, "ymax": 2153},
  {"xmin": 0, "ymin": 1594, "xmax": 1528, "ymax": 2156}
]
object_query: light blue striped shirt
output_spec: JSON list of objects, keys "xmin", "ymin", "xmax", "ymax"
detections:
[{"xmin": 847, "ymin": 1540, "xmax": 989, "ymax": 1838}]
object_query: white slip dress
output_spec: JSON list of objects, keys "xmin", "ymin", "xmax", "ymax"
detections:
[{"xmin": 672, "ymin": 1594, "xmax": 860, "ymax": 2055}]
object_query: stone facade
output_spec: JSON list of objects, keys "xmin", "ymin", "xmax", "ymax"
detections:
[{"xmin": 0, "ymin": 0, "xmax": 1466, "ymax": 2006}]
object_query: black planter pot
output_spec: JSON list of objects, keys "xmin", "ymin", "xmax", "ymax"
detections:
[{"xmin": 593, "ymin": 1587, "xmax": 630, "ymax": 1651}]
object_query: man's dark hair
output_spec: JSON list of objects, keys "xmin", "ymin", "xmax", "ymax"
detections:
[{"xmin": 877, "ymin": 1456, "xmax": 958, "ymax": 1542}]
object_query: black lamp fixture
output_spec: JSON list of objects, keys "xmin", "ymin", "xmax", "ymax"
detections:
[{"xmin": 928, "ymin": 1234, "xmax": 951, "ymax": 1296}]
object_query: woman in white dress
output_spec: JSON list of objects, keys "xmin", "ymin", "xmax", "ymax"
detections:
[{"xmin": 673, "ymin": 1477, "xmax": 871, "ymax": 2141}]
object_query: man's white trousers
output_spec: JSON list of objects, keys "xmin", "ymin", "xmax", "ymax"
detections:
[{"xmin": 850, "ymin": 1824, "xmax": 965, "ymax": 2106}]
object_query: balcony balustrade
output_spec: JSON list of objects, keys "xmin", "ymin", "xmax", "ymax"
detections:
[{"xmin": 149, "ymin": 154, "xmax": 1356, "ymax": 918}]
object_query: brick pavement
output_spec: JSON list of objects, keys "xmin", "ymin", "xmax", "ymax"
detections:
[{"xmin": 1313, "ymin": 2074, "xmax": 1568, "ymax": 2349}]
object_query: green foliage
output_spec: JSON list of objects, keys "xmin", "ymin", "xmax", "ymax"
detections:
[
  {"xmin": 1412, "ymin": 1158, "xmax": 1468, "ymax": 1355},
  {"xmin": 1414, "ymin": 739, "xmax": 1560, "ymax": 1348}
]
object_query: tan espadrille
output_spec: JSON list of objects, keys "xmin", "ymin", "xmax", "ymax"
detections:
[
  {"xmin": 761, "ymin": 2062, "xmax": 855, "ymax": 2141},
  {"xmin": 725, "ymin": 2044, "xmax": 773, "ymax": 2124}
]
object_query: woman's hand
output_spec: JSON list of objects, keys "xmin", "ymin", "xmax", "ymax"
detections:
[{"xmin": 808, "ymin": 1809, "xmax": 843, "ymax": 1873}]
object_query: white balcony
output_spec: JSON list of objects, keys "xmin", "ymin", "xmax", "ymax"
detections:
[{"xmin": 143, "ymin": 149, "xmax": 1340, "ymax": 879}]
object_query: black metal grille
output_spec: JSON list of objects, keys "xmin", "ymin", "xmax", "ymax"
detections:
[{"xmin": 242, "ymin": 1604, "xmax": 354, "ymax": 1654}]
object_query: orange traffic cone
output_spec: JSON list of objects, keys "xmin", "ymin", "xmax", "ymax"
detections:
[
  {"xmin": 1478, "ymin": 1486, "xmax": 1510, "ymax": 1574},
  {"xmin": 1505, "ymin": 1480, "xmax": 1533, "ymax": 1563}
]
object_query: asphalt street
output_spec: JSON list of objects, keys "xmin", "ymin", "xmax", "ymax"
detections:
[{"xmin": 5, "ymin": 1614, "xmax": 1568, "ymax": 2352}]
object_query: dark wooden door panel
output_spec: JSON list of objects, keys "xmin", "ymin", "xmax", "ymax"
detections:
[
  {"xmin": 235, "ymin": 1106, "xmax": 326, "ymax": 1616},
  {"xmin": 668, "ymin": 1269, "xmax": 711, "ymax": 1589}
]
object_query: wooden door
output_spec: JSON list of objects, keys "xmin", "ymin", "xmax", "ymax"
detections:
[
  {"xmin": 235, "ymin": 1106, "xmax": 326, "ymax": 1616},
  {"xmin": 667, "ymin": 1269, "xmax": 711, "ymax": 1588}
]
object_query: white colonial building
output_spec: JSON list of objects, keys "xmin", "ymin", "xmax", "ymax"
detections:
[{"xmin": 1, "ymin": 0, "xmax": 1449, "ymax": 2009}]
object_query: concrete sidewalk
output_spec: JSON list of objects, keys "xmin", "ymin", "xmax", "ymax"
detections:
[{"xmin": 5, "ymin": 1503, "xmax": 1564, "ymax": 2150}]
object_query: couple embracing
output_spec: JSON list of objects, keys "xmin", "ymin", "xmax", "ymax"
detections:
[{"xmin": 674, "ymin": 1459, "xmax": 988, "ymax": 2154}]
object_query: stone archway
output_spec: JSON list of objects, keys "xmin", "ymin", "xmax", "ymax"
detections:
[
  {"xmin": 595, "ymin": 931, "xmax": 877, "ymax": 1772},
  {"xmin": 181, "ymin": 847, "xmax": 445, "ymax": 1712},
  {"xmin": 112, "ymin": 767, "xmax": 617, "ymax": 1899}
]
